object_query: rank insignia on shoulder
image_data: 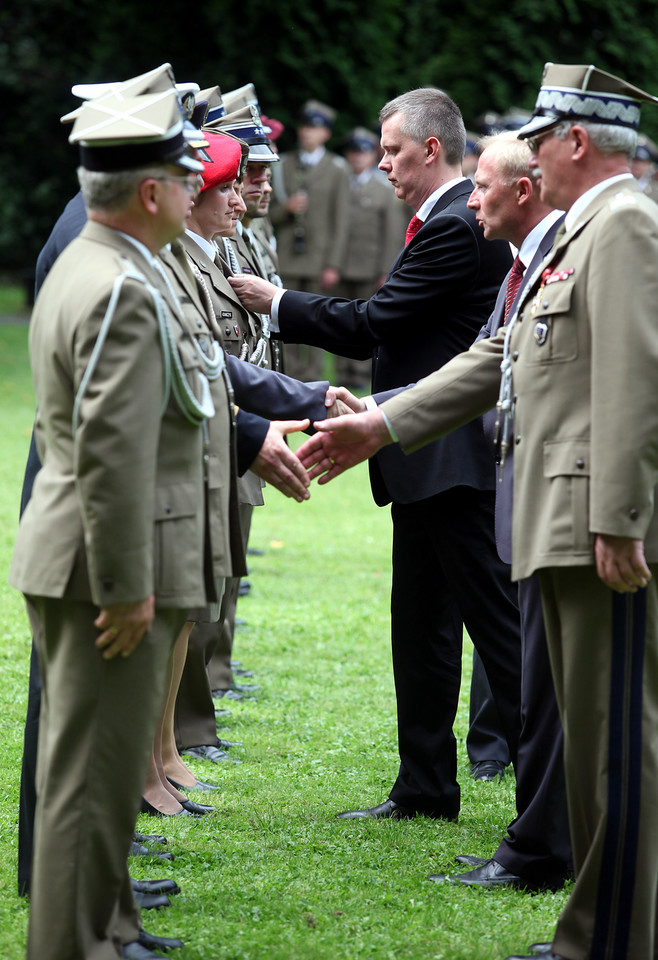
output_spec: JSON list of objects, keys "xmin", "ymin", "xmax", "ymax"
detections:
[
  {"xmin": 544, "ymin": 267, "xmax": 575, "ymax": 285},
  {"xmin": 534, "ymin": 321, "xmax": 549, "ymax": 346},
  {"xmin": 220, "ymin": 311, "xmax": 232, "ymax": 318},
  {"xmin": 609, "ymin": 192, "xmax": 637, "ymax": 210}
]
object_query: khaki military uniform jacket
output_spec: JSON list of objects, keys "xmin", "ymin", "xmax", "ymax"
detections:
[
  {"xmin": 340, "ymin": 173, "xmax": 406, "ymax": 282},
  {"xmin": 269, "ymin": 150, "xmax": 351, "ymax": 280},
  {"xmin": 10, "ymin": 221, "xmax": 211, "ymax": 610},
  {"xmin": 382, "ymin": 177, "xmax": 658, "ymax": 582}
]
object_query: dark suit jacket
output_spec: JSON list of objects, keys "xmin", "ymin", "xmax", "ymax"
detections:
[
  {"xmin": 278, "ymin": 180, "xmax": 513, "ymax": 505},
  {"xmin": 478, "ymin": 214, "xmax": 565, "ymax": 563}
]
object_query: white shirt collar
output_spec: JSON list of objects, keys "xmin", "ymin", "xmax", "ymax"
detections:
[
  {"xmin": 416, "ymin": 176, "xmax": 470, "ymax": 222},
  {"xmin": 517, "ymin": 209, "xmax": 565, "ymax": 269},
  {"xmin": 565, "ymin": 173, "xmax": 633, "ymax": 231},
  {"xmin": 185, "ymin": 228, "xmax": 218, "ymax": 262},
  {"xmin": 118, "ymin": 231, "xmax": 157, "ymax": 266},
  {"xmin": 299, "ymin": 146, "xmax": 326, "ymax": 166}
]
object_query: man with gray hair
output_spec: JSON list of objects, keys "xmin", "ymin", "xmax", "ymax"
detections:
[
  {"xmin": 230, "ymin": 87, "xmax": 521, "ymax": 827},
  {"xmin": 297, "ymin": 64, "xmax": 658, "ymax": 960}
]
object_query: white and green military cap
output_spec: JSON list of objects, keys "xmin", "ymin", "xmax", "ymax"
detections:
[
  {"xmin": 517, "ymin": 62, "xmax": 658, "ymax": 140},
  {"xmin": 68, "ymin": 87, "xmax": 203, "ymax": 173}
]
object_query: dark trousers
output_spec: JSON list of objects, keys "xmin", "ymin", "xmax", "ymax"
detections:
[
  {"xmin": 494, "ymin": 574, "xmax": 571, "ymax": 887},
  {"xmin": 387, "ymin": 486, "xmax": 522, "ymax": 819},
  {"xmin": 466, "ymin": 648, "xmax": 511, "ymax": 767}
]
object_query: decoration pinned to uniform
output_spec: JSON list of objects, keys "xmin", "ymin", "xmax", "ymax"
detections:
[
  {"xmin": 534, "ymin": 322, "xmax": 549, "ymax": 345},
  {"xmin": 543, "ymin": 267, "xmax": 575, "ymax": 285}
]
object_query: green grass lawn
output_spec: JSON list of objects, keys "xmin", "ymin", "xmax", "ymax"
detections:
[{"xmin": 0, "ymin": 324, "xmax": 567, "ymax": 959}]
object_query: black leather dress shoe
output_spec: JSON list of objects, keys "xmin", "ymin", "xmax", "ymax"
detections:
[
  {"xmin": 138, "ymin": 929, "xmax": 184, "ymax": 951},
  {"xmin": 130, "ymin": 841, "xmax": 174, "ymax": 861},
  {"xmin": 132, "ymin": 892, "xmax": 170, "ymax": 910},
  {"xmin": 131, "ymin": 878, "xmax": 180, "ymax": 896},
  {"xmin": 428, "ymin": 858, "xmax": 538, "ymax": 890},
  {"xmin": 470, "ymin": 760, "xmax": 506, "ymax": 781},
  {"xmin": 180, "ymin": 798, "xmax": 215, "ymax": 816},
  {"xmin": 505, "ymin": 954, "xmax": 564, "ymax": 960},
  {"xmin": 183, "ymin": 742, "xmax": 242, "ymax": 763},
  {"xmin": 140, "ymin": 797, "xmax": 193, "ymax": 819},
  {"xmin": 124, "ymin": 942, "xmax": 167, "ymax": 959},
  {"xmin": 336, "ymin": 799, "xmax": 417, "ymax": 820},
  {"xmin": 454, "ymin": 854, "xmax": 489, "ymax": 867},
  {"xmin": 166, "ymin": 776, "xmax": 221, "ymax": 793},
  {"xmin": 134, "ymin": 832, "xmax": 167, "ymax": 845},
  {"xmin": 529, "ymin": 946, "xmax": 554, "ymax": 955}
]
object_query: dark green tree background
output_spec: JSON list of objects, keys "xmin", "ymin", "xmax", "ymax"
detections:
[{"xmin": 2, "ymin": 0, "xmax": 657, "ymax": 270}]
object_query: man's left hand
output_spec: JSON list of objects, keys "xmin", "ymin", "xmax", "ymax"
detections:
[
  {"xmin": 251, "ymin": 420, "xmax": 311, "ymax": 501},
  {"xmin": 594, "ymin": 534, "xmax": 652, "ymax": 592}
]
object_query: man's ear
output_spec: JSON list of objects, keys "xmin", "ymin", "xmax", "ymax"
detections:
[
  {"xmin": 516, "ymin": 176, "xmax": 533, "ymax": 205},
  {"xmin": 426, "ymin": 136, "xmax": 441, "ymax": 163},
  {"xmin": 569, "ymin": 124, "xmax": 589, "ymax": 160},
  {"xmin": 137, "ymin": 177, "xmax": 160, "ymax": 215}
]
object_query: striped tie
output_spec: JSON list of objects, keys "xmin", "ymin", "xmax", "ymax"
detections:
[
  {"xmin": 405, "ymin": 214, "xmax": 423, "ymax": 245},
  {"xmin": 504, "ymin": 255, "xmax": 525, "ymax": 321}
]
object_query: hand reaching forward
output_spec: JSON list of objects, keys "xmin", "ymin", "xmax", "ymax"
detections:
[
  {"xmin": 324, "ymin": 386, "xmax": 367, "ymax": 419},
  {"xmin": 594, "ymin": 534, "xmax": 652, "ymax": 592},
  {"xmin": 95, "ymin": 595, "xmax": 155, "ymax": 659},
  {"xmin": 251, "ymin": 419, "xmax": 312, "ymax": 501},
  {"xmin": 228, "ymin": 275, "xmax": 279, "ymax": 314},
  {"xmin": 296, "ymin": 409, "xmax": 393, "ymax": 483}
]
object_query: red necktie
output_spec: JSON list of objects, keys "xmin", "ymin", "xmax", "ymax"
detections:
[
  {"xmin": 504, "ymin": 255, "xmax": 525, "ymax": 321},
  {"xmin": 405, "ymin": 214, "xmax": 423, "ymax": 245}
]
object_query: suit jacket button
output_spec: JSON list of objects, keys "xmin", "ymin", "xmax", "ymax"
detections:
[
  {"xmin": 629, "ymin": 508, "xmax": 639, "ymax": 520},
  {"xmin": 575, "ymin": 459, "xmax": 585, "ymax": 469}
]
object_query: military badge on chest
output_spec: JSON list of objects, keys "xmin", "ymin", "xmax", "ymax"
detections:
[{"xmin": 529, "ymin": 266, "xmax": 575, "ymax": 347}]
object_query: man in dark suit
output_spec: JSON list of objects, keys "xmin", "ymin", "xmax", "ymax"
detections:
[
  {"xmin": 424, "ymin": 132, "xmax": 571, "ymax": 891},
  {"xmin": 230, "ymin": 87, "xmax": 521, "ymax": 824}
]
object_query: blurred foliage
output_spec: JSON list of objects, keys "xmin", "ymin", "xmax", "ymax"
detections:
[{"xmin": 1, "ymin": 0, "xmax": 658, "ymax": 269}]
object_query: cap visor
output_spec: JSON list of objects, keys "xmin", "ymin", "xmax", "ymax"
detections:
[{"xmin": 517, "ymin": 114, "xmax": 563, "ymax": 140}]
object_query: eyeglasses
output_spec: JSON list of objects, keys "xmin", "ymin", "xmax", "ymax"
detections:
[
  {"xmin": 526, "ymin": 130, "xmax": 556, "ymax": 154},
  {"xmin": 150, "ymin": 174, "xmax": 203, "ymax": 194}
]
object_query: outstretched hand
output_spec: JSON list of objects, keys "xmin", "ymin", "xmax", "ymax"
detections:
[
  {"xmin": 324, "ymin": 385, "xmax": 367, "ymax": 418},
  {"xmin": 228, "ymin": 275, "xmax": 278, "ymax": 314},
  {"xmin": 296, "ymin": 409, "xmax": 393, "ymax": 484},
  {"xmin": 251, "ymin": 419, "xmax": 312, "ymax": 501}
]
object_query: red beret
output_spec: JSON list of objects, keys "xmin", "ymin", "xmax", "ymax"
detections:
[
  {"xmin": 261, "ymin": 114, "xmax": 284, "ymax": 141},
  {"xmin": 199, "ymin": 131, "xmax": 243, "ymax": 192}
]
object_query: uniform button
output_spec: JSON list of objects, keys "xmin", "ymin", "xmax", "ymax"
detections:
[
  {"xmin": 512, "ymin": 351, "xmax": 519, "ymax": 361},
  {"xmin": 196, "ymin": 320, "xmax": 203, "ymax": 328},
  {"xmin": 629, "ymin": 508, "xmax": 639, "ymax": 520},
  {"xmin": 542, "ymin": 300, "xmax": 549, "ymax": 308},
  {"xmin": 164, "ymin": 504, "xmax": 172, "ymax": 514},
  {"xmin": 575, "ymin": 459, "xmax": 585, "ymax": 469},
  {"xmin": 101, "ymin": 576, "xmax": 114, "ymax": 590},
  {"xmin": 515, "ymin": 435, "xmax": 521, "ymax": 445}
]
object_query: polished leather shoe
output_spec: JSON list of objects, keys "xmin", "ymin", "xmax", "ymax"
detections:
[
  {"xmin": 140, "ymin": 797, "xmax": 193, "ymax": 819},
  {"xmin": 138, "ymin": 929, "xmax": 184, "ymax": 951},
  {"xmin": 336, "ymin": 799, "xmax": 417, "ymax": 820},
  {"xmin": 454, "ymin": 854, "xmax": 489, "ymax": 867},
  {"xmin": 470, "ymin": 759, "xmax": 506, "ymax": 781},
  {"xmin": 233, "ymin": 682, "xmax": 260, "ymax": 694},
  {"xmin": 124, "ymin": 942, "xmax": 167, "ymax": 960},
  {"xmin": 212, "ymin": 687, "xmax": 244, "ymax": 701},
  {"xmin": 166, "ymin": 775, "xmax": 221, "ymax": 793},
  {"xmin": 505, "ymin": 954, "xmax": 564, "ymax": 960},
  {"xmin": 132, "ymin": 892, "xmax": 170, "ymax": 910},
  {"xmin": 217, "ymin": 737, "xmax": 243, "ymax": 749},
  {"xmin": 238, "ymin": 579, "xmax": 251, "ymax": 596},
  {"xmin": 131, "ymin": 878, "xmax": 180, "ymax": 896},
  {"xmin": 529, "ymin": 946, "xmax": 554, "ymax": 955},
  {"xmin": 130, "ymin": 841, "xmax": 174, "ymax": 861},
  {"xmin": 180, "ymin": 798, "xmax": 215, "ymax": 816},
  {"xmin": 134, "ymin": 832, "xmax": 167, "ymax": 845},
  {"xmin": 429, "ymin": 858, "xmax": 537, "ymax": 890},
  {"xmin": 182, "ymin": 743, "xmax": 239, "ymax": 763},
  {"xmin": 233, "ymin": 667, "xmax": 254, "ymax": 677}
]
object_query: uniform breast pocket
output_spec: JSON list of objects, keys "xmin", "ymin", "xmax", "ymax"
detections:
[
  {"xmin": 526, "ymin": 280, "xmax": 578, "ymax": 364},
  {"xmin": 542, "ymin": 439, "xmax": 592, "ymax": 554},
  {"xmin": 153, "ymin": 482, "xmax": 200, "ymax": 595}
]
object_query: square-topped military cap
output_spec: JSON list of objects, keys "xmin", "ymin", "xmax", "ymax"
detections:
[
  {"xmin": 343, "ymin": 126, "xmax": 379, "ymax": 153},
  {"xmin": 299, "ymin": 99, "xmax": 336, "ymax": 128},
  {"xmin": 69, "ymin": 88, "xmax": 203, "ymax": 173},
  {"xmin": 222, "ymin": 83, "xmax": 260, "ymax": 115},
  {"xmin": 205, "ymin": 103, "xmax": 278, "ymax": 162},
  {"xmin": 518, "ymin": 63, "xmax": 658, "ymax": 140}
]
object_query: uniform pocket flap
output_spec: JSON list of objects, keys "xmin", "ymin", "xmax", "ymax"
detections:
[
  {"xmin": 533, "ymin": 280, "xmax": 574, "ymax": 317},
  {"xmin": 543, "ymin": 439, "xmax": 590, "ymax": 477},
  {"xmin": 154, "ymin": 482, "xmax": 198, "ymax": 520}
]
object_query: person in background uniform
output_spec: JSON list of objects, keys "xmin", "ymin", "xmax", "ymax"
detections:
[
  {"xmin": 269, "ymin": 99, "xmax": 351, "ymax": 380},
  {"xmin": 297, "ymin": 63, "xmax": 658, "ymax": 960},
  {"xmin": 230, "ymin": 87, "xmax": 523, "ymax": 827},
  {"xmin": 334, "ymin": 126, "xmax": 407, "ymax": 390}
]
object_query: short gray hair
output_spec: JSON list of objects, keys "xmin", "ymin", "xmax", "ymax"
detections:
[
  {"xmin": 379, "ymin": 87, "xmax": 466, "ymax": 166},
  {"xmin": 553, "ymin": 120, "xmax": 638, "ymax": 160},
  {"xmin": 477, "ymin": 132, "xmax": 533, "ymax": 185},
  {"xmin": 78, "ymin": 165, "xmax": 169, "ymax": 211}
]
